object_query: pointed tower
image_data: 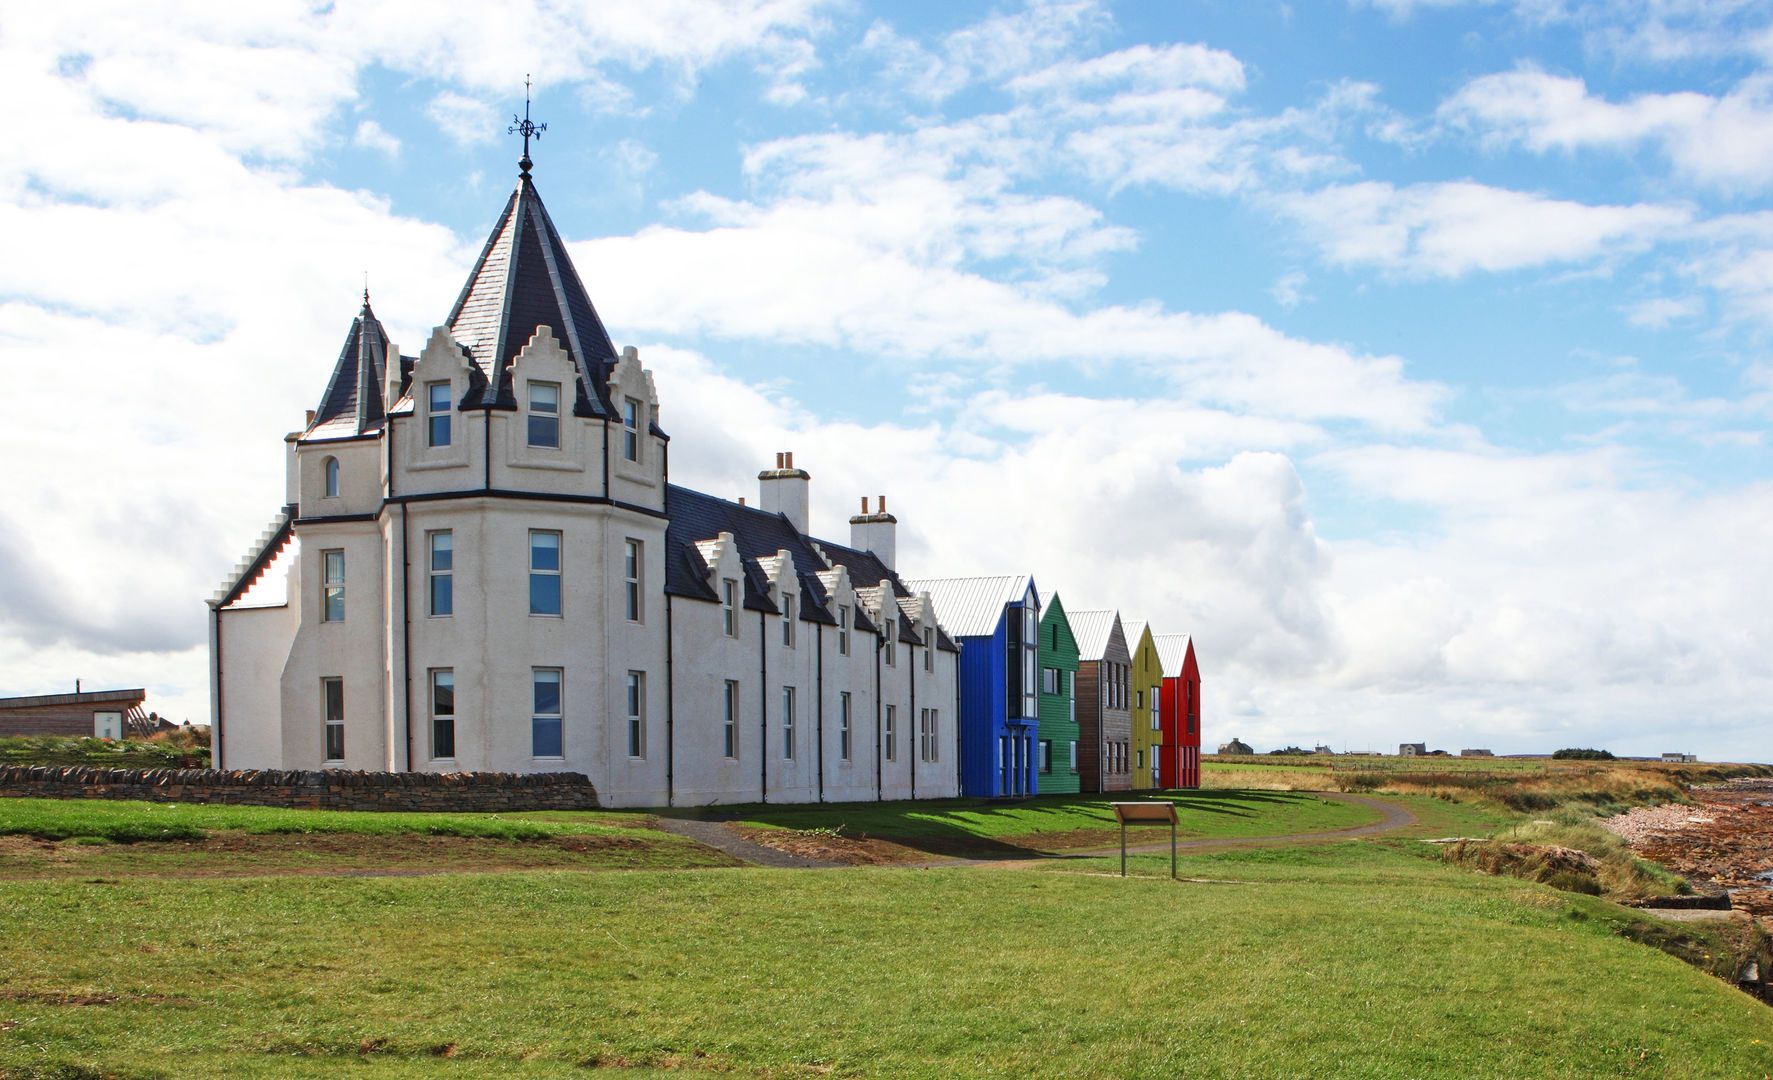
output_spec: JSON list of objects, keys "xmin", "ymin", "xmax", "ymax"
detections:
[
  {"xmin": 446, "ymin": 164, "xmax": 619, "ymax": 416},
  {"xmin": 308, "ymin": 293, "xmax": 391, "ymax": 437}
]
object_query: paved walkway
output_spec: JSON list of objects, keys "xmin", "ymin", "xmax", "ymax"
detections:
[{"xmin": 656, "ymin": 792, "xmax": 1417, "ymax": 871}]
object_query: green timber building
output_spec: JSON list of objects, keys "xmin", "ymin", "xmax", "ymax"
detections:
[{"xmin": 1036, "ymin": 592, "xmax": 1081, "ymax": 794}]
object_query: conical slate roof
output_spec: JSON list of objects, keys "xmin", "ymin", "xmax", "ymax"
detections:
[
  {"xmin": 447, "ymin": 173, "xmax": 618, "ymax": 415},
  {"xmin": 308, "ymin": 296, "xmax": 389, "ymax": 438}
]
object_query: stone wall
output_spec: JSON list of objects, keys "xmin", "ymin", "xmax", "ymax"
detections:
[{"xmin": 0, "ymin": 765, "xmax": 599, "ymax": 812}]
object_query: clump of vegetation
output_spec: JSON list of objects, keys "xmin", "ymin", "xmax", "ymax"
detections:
[
  {"xmin": 0, "ymin": 728, "xmax": 210, "ymax": 769},
  {"xmin": 1442, "ymin": 818, "xmax": 1691, "ymax": 902},
  {"xmin": 1552, "ymin": 748, "xmax": 1616, "ymax": 760}
]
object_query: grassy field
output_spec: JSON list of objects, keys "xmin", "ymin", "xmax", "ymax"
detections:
[
  {"xmin": 2, "ymin": 842, "xmax": 1770, "ymax": 1078},
  {"xmin": 652, "ymin": 789, "xmax": 1383, "ymax": 856}
]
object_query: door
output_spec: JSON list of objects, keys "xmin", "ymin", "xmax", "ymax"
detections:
[{"xmin": 93, "ymin": 711, "xmax": 122, "ymax": 740}]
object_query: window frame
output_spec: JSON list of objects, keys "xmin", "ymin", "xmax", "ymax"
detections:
[
  {"xmin": 528, "ymin": 530, "xmax": 562, "ymax": 617},
  {"xmin": 321, "ymin": 549, "xmax": 345, "ymax": 623},
  {"xmin": 623, "ymin": 538, "xmax": 643, "ymax": 623},
  {"xmin": 837, "ymin": 605, "xmax": 849, "ymax": 656},
  {"xmin": 531, "ymin": 668, "xmax": 563, "ymax": 758},
  {"xmin": 625, "ymin": 671, "xmax": 645, "ymax": 758},
  {"xmin": 323, "ymin": 457, "xmax": 340, "ymax": 499},
  {"xmin": 527, "ymin": 380, "xmax": 560, "ymax": 449},
  {"xmin": 430, "ymin": 668, "xmax": 455, "ymax": 760},
  {"xmin": 426, "ymin": 381, "xmax": 452, "ymax": 447},
  {"xmin": 781, "ymin": 594, "xmax": 795, "ymax": 648},
  {"xmin": 1039, "ymin": 739, "xmax": 1052, "ymax": 775},
  {"xmin": 839, "ymin": 692, "xmax": 852, "ymax": 761},
  {"xmin": 622, "ymin": 397, "xmax": 641, "ymax": 462},
  {"xmin": 428, "ymin": 530, "xmax": 453, "ymax": 618},
  {"xmin": 721, "ymin": 579, "xmax": 738, "ymax": 637},
  {"xmin": 883, "ymin": 618, "xmax": 895, "ymax": 666},
  {"xmin": 320, "ymin": 677, "xmax": 343, "ymax": 762},
  {"xmin": 781, "ymin": 685, "xmax": 796, "ymax": 759},
  {"xmin": 723, "ymin": 679, "xmax": 739, "ymax": 759},
  {"xmin": 884, "ymin": 703, "xmax": 896, "ymax": 762}
]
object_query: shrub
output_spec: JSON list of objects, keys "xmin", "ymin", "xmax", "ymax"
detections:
[{"xmin": 1552, "ymin": 748, "xmax": 1615, "ymax": 760}]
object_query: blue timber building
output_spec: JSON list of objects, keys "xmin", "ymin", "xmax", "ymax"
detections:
[{"xmin": 901, "ymin": 576, "xmax": 1041, "ymax": 798}]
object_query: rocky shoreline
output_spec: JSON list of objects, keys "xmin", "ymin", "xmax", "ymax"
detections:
[{"xmin": 1604, "ymin": 778, "xmax": 1773, "ymax": 920}]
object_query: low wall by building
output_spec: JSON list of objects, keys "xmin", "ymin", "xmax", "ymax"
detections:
[{"xmin": 0, "ymin": 766, "xmax": 599, "ymax": 812}]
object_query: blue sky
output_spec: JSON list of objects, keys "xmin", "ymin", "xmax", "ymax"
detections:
[{"xmin": 2, "ymin": 0, "xmax": 1770, "ymax": 759}]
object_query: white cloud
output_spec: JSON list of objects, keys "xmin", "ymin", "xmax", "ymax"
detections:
[
  {"xmin": 1442, "ymin": 67, "xmax": 1773, "ymax": 192},
  {"xmin": 1008, "ymin": 41, "xmax": 1247, "ymax": 97},
  {"xmin": 426, "ymin": 91, "xmax": 498, "ymax": 145},
  {"xmin": 860, "ymin": 0, "xmax": 1111, "ymax": 104},
  {"xmin": 352, "ymin": 119, "xmax": 400, "ymax": 157},
  {"xmin": 1279, "ymin": 180, "xmax": 1691, "ymax": 276},
  {"xmin": 1624, "ymin": 295, "xmax": 1702, "ymax": 327}
]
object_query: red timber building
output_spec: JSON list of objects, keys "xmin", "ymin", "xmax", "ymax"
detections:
[{"xmin": 1153, "ymin": 634, "xmax": 1201, "ymax": 789}]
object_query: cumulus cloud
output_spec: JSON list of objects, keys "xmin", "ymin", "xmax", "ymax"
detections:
[{"xmin": 1277, "ymin": 180, "xmax": 1691, "ymax": 276}]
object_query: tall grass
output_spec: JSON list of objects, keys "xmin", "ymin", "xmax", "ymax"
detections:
[{"xmin": 0, "ymin": 731, "xmax": 210, "ymax": 769}]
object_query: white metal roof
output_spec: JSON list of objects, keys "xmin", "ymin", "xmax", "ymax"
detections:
[
  {"xmin": 1123, "ymin": 619, "xmax": 1149, "ymax": 655},
  {"xmin": 901, "ymin": 574, "xmax": 1035, "ymax": 638},
  {"xmin": 1067, "ymin": 609, "xmax": 1123, "ymax": 661},
  {"xmin": 1153, "ymin": 633, "xmax": 1193, "ymax": 677}
]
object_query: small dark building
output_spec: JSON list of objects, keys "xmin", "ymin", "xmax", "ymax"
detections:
[{"xmin": 0, "ymin": 688, "xmax": 148, "ymax": 739}]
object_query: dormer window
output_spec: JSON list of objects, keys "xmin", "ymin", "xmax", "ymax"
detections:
[
  {"xmin": 623, "ymin": 398, "xmax": 641, "ymax": 462},
  {"xmin": 837, "ymin": 605, "xmax": 850, "ymax": 655},
  {"xmin": 528, "ymin": 381, "xmax": 560, "ymax": 448},
  {"xmin": 781, "ymin": 594, "xmax": 795, "ymax": 647},
  {"xmin": 427, "ymin": 382, "xmax": 452, "ymax": 447},
  {"xmin": 884, "ymin": 619, "xmax": 896, "ymax": 666},
  {"xmin": 323, "ymin": 457, "xmax": 340, "ymax": 498},
  {"xmin": 722, "ymin": 579, "xmax": 738, "ymax": 637}
]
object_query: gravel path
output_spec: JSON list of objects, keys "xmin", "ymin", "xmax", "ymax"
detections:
[{"xmin": 651, "ymin": 816, "xmax": 846, "ymax": 869}]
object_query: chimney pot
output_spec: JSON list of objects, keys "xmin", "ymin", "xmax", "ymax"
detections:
[
  {"xmin": 739, "ymin": 497, "xmax": 746, "ymax": 506},
  {"xmin": 786, "ymin": 451, "xmax": 794, "ymax": 468},
  {"xmin": 305, "ymin": 409, "xmax": 315, "ymax": 426},
  {"xmin": 879, "ymin": 495, "xmax": 887, "ymax": 513}
]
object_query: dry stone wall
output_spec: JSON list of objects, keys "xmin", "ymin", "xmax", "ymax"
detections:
[{"xmin": 0, "ymin": 766, "xmax": 599, "ymax": 812}]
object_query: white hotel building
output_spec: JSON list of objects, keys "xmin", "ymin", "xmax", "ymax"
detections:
[{"xmin": 209, "ymin": 158, "xmax": 961, "ymax": 808}]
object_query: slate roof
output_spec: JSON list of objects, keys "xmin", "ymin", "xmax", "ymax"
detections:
[
  {"xmin": 899, "ymin": 575, "xmax": 1035, "ymax": 640},
  {"xmin": 1067, "ymin": 609, "xmax": 1123, "ymax": 661},
  {"xmin": 662, "ymin": 485, "xmax": 954, "ymax": 650},
  {"xmin": 307, "ymin": 297, "xmax": 391, "ymax": 439},
  {"xmin": 1153, "ymin": 633, "xmax": 1194, "ymax": 678},
  {"xmin": 447, "ymin": 173, "xmax": 619, "ymax": 416}
]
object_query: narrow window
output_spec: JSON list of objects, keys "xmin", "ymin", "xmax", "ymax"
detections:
[
  {"xmin": 1042, "ymin": 667, "xmax": 1057, "ymax": 695},
  {"xmin": 321, "ymin": 550, "xmax": 345, "ymax": 622},
  {"xmin": 924, "ymin": 635, "xmax": 934, "ymax": 671},
  {"xmin": 428, "ymin": 531, "xmax": 452, "ymax": 617},
  {"xmin": 884, "ymin": 704, "xmax": 896, "ymax": 762},
  {"xmin": 1152, "ymin": 686, "xmax": 1163, "ymax": 730},
  {"xmin": 323, "ymin": 457, "xmax": 340, "ymax": 498},
  {"xmin": 527, "ymin": 381, "xmax": 560, "ymax": 448},
  {"xmin": 623, "ymin": 539, "xmax": 643, "ymax": 622},
  {"xmin": 1136, "ymin": 689, "xmax": 1143, "ymax": 710},
  {"xmin": 626, "ymin": 671, "xmax": 645, "ymax": 758},
  {"xmin": 837, "ymin": 605, "xmax": 849, "ymax": 656},
  {"xmin": 884, "ymin": 619, "xmax": 895, "ymax": 666},
  {"xmin": 532, "ymin": 668, "xmax": 562, "ymax": 757},
  {"xmin": 781, "ymin": 594, "xmax": 795, "ymax": 648},
  {"xmin": 1040, "ymin": 739, "xmax": 1052, "ymax": 775},
  {"xmin": 723, "ymin": 679, "xmax": 739, "ymax": 759},
  {"xmin": 1069, "ymin": 740, "xmax": 1078, "ymax": 774},
  {"xmin": 529, "ymin": 531, "xmax": 561, "ymax": 616},
  {"xmin": 839, "ymin": 692, "xmax": 852, "ymax": 761},
  {"xmin": 622, "ymin": 397, "xmax": 641, "ymax": 462},
  {"xmin": 781, "ymin": 686, "xmax": 796, "ymax": 759},
  {"xmin": 431, "ymin": 669, "xmax": 455, "ymax": 759},
  {"xmin": 919, "ymin": 708, "xmax": 929, "ymax": 763},
  {"xmin": 427, "ymin": 382, "xmax": 452, "ymax": 447},
  {"xmin": 321, "ymin": 677, "xmax": 344, "ymax": 761},
  {"xmin": 924, "ymin": 708, "xmax": 938, "ymax": 763},
  {"xmin": 1023, "ymin": 649, "xmax": 1038, "ymax": 718},
  {"xmin": 722, "ymin": 579, "xmax": 738, "ymax": 637}
]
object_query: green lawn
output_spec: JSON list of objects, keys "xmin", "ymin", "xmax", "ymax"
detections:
[
  {"xmin": 2, "ymin": 846, "xmax": 1770, "ymax": 1079},
  {"xmin": 653, "ymin": 790, "xmax": 1382, "ymax": 853}
]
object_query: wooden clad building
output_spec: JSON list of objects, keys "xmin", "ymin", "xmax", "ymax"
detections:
[
  {"xmin": 1067, "ymin": 610, "xmax": 1131, "ymax": 793},
  {"xmin": 1153, "ymin": 634, "xmax": 1201, "ymax": 789},
  {"xmin": 0, "ymin": 688, "xmax": 147, "ymax": 739},
  {"xmin": 1127, "ymin": 620, "xmax": 1163, "ymax": 790},
  {"xmin": 1036, "ymin": 592, "xmax": 1080, "ymax": 794}
]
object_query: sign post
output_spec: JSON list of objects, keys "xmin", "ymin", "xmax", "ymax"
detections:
[{"xmin": 1111, "ymin": 802, "xmax": 1179, "ymax": 879}]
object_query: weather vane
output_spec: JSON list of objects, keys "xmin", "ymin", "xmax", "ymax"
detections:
[{"xmin": 509, "ymin": 74, "xmax": 546, "ymax": 177}]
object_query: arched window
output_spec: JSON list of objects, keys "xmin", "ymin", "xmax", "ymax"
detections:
[{"xmin": 323, "ymin": 457, "xmax": 340, "ymax": 498}]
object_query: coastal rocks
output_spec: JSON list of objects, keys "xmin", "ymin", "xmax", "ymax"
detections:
[{"xmin": 1604, "ymin": 781, "xmax": 1773, "ymax": 918}]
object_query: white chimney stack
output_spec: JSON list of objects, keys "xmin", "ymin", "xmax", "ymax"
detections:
[
  {"xmin": 758, "ymin": 451, "xmax": 811, "ymax": 534},
  {"xmin": 849, "ymin": 494, "xmax": 897, "ymax": 569}
]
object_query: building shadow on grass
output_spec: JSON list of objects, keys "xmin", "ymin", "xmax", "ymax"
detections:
[{"xmin": 651, "ymin": 789, "xmax": 1327, "ymax": 863}]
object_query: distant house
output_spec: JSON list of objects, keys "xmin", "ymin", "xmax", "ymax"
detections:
[
  {"xmin": 0, "ymin": 688, "xmax": 148, "ymax": 739},
  {"xmin": 1661, "ymin": 752, "xmax": 1698, "ymax": 763},
  {"xmin": 1068, "ymin": 610, "xmax": 1133, "ymax": 792},
  {"xmin": 902, "ymin": 576, "xmax": 1041, "ymax": 798},
  {"xmin": 1036, "ymin": 593, "xmax": 1081, "ymax": 795},
  {"xmin": 1218, "ymin": 737, "xmax": 1253, "ymax": 755},
  {"xmin": 1153, "ymin": 633, "xmax": 1201, "ymax": 789},
  {"xmin": 1314, "ymin": 744, "xmax": 1333, "ymax": 755},
  {"xmin": 1399, "ymin": 743, "xmax": 1427, "ymax": 756},
  {"xmin": 1460, "ymin": 748, "xmax": 1494, "ymax": 757}
]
